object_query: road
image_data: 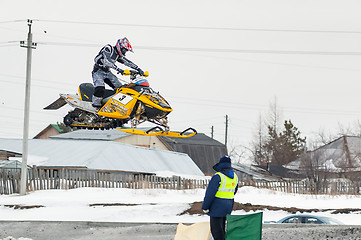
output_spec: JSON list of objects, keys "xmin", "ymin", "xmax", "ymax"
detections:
[{"xmin": 0, "ymin": 221, "xmax": 360, "ymax": 240}]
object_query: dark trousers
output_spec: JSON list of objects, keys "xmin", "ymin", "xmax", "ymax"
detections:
[{"xmin": 210, "ymin": 216, "xmax": 227, "ymax": 240}]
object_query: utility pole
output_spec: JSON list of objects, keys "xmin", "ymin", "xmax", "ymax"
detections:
[
  {"xmin": 19, "ymin": 19, "xmax": 37, "ymax": 195},
  {"xmin": 211, "ymin": 126, "xmax": 214, "ymax": 139},
  {"xmin": 225, "ymin": 115, "xmax": 228, "ymax": 147}
]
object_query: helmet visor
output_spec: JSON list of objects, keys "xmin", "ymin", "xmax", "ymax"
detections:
[{"xmin": 121, "ymin": 48, "xmax": 128, "ymax": 55}]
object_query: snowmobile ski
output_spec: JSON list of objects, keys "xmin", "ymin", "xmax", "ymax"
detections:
[{"xmin": 117, "ymin": 127, "xmax": 197, "ymax": 138}]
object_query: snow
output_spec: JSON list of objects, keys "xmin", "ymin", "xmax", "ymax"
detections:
[
  {"xmin": 153, "ymin": 171, "xmax": 211, "ymax": 180},
  {"xmin": 10, "ymin": 155, "xmax": 49, "ymax": 166},
  {"xmin": 323, "ymin": 159, "xmax": 339, "ymax": 171},
  {"xmin": 0, "ymin": 186, "xmax": 360, "ymax": 225},
  {"xmin": 1, "ymin": 238, "xmax": 32, "ymax": 240}
]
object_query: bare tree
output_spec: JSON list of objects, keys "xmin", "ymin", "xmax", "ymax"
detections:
[
  {"xmin": 311, "ymin": 128, "xmax": 335, "ymax": 147},
  {"xmin": 312, "ymin": 120, "xmax": 361, "ymax": 149},
  {"xmin": 337, "ymin": 120, "xmax": 361, "ymax": 137},
  {"xmin": 300, "ymin": 146, "xmax": 331, "ymax": 194},
  {"xmin": 250, "ymin": 97, "xmax": 283, "ymax": 165},
  {"xmin": 251, "ymin": 114, "xmax": 268, "ymax": 165},
  {"xmin": 265, "ymin": 96, "xmax": 283, "ymax": 134},
  {"xmin": 228, "ymin": 143, "xmax": 254, "ymax": 164}
]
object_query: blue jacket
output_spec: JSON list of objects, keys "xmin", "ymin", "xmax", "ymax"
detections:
[{"xmin": 201, "ymin": 162, "xmax": 238, "ymax": 217}]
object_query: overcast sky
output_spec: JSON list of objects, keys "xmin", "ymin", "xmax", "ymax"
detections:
[{"xmin": 1, "ymin": 0, "xmax": 361, "ymax": 152}]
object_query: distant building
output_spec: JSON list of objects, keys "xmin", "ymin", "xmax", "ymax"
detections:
[
  {"xmin": 46, "ymin": 128, "xmax": 227, "ymax": 175},
  {"xmin": 33, "ymin": 124, "xmax": 65, "ymax": 139},
  {"xmin": 0, "ymin": 160, "xmax": 23, "ymax": 170},
  {"xmin": 232, "ymin": 163, "xmax": 283, "ymax": 181},
  {"xmin": 0, "ymin": 150, "xmax": 21, "ymax": 160},
  {"xmin": 159, "ymin": 133, "xmax": 227, "ymax": 175},
  {"xmin": 0, "ymin": 138, "xmax": 204, "ymax": 177},
  {"xmin": 256, "ymin": 165, "xmax": 305, "ymax": 180},
  {"xmin": 284, "ymin": 136, "xmax": 361, "ymax": 180},
  {"xmin": 287, "ymin": 136, "xmax": 361, "ymax": 172}
]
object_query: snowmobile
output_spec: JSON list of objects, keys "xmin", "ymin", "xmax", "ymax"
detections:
[{"xmin": 44, "ymin": 70, "xmax": 197, "ymax": 138}]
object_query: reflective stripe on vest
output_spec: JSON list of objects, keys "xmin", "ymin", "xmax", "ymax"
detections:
[{"xmin": 214, "ymin": 172, "xmax": 238, "ymax": 199}]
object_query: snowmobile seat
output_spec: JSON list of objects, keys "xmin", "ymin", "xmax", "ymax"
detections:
[{"xmin": 78, "ymin": 83, "xmax": 116, "ymax": 102}]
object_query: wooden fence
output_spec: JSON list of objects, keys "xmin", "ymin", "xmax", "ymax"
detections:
[
  {"xmin": 0, "ymin": 168, "xmax": 209, "ymax": 195},
  {"xmin": 1, "ymin": 168, "xmax": 360, "ymax": 195},
  {"xmin": 239, "ymin": 179, "xmax": 361, "ymax": 195}
]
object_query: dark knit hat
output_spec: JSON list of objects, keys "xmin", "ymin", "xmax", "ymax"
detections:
[{"xmin": 213, "ymin": 155, "xmax": 232, "ymax": 171}]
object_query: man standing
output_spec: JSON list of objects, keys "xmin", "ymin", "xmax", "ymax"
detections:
[{"xmin": 202, "ymin": 155, "xmax": 238, "ymax": 240}]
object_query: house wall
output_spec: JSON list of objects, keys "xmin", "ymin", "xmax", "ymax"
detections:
[
  {"xmin": 114, "ymin": 135, "xmax": 170, "ymax": 150},
  {"xmin": 35, "ymin": 127, "xmax": 61, "ymax": 139},
  {"xmin": 0, "ymin": 151, "xmax": 20, "ymax": 160}
]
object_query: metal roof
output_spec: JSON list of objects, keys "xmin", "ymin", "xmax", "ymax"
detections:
[
  {"xmin": 233, "ymin": 163, "xmax": 282, "ymax": 181},
  {"xmin": 160, "ymin": 133, "xmax": 228, "ymax": 175},
  {"xmin": 0, "ymin": 138, "xmax": 204, "ymax": 176},
  {"xmin": 48, "ymin": 130, "xmax": 227, "ymax": 175},
  {"xmin": 161, "ymin": 133, "xmax": 226, "ymax": 146},
  {"xmin": 50, "ymin": 129, "xmax": 130, "ymax": 141},
  {"xmin": 0, "ymin": 160, "xmax": 22, "ymax": 169},
  {"xmin": 287, "ymin": 136, "xmax": 361, "ymax": 171},
  {"xmin": 50, "ymin": 124, "xmax": 64, "ymax": 133}
]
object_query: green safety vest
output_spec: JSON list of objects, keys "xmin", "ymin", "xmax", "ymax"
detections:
[{"xmin": 215, "ymin": 172, "xmax": 238, "ymax": 199}]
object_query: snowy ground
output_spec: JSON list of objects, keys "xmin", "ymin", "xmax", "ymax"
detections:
[
  {"xmin": 0, "ymin": 186, "xmax": 360, "ymax": 224},
  {"xmin": 0, "ymin": 187, "xmax": 361, "ymax": 239}
]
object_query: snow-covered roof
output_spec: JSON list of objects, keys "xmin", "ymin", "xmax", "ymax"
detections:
[
  {"xmin": 286, "ymin": 136, "xmax": 361, "ymax": 171},
  {"xmin": 232, "ymin": 163, "xmax": 282, "ymax": 181},
  {"xmin": 160, "ymin": 133, "xmax": 227, "ymax": 175},
  {"xmin": 50, "ymin": 129, "xmax": 130, "ymax": 140},
  {"xmin": 0, "ymin": 160, "xmax": 22, "ymax": 169},
  {"xmin": 0, "ymin": 138, "xmax": 204, "ymax": 176}
]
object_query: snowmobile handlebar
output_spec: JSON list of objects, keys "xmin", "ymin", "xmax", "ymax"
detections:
[
  {"xmin": 180, "ymin": 128, "xmax": 197, "ymax": 136},
  {"xmin": 122, "ymin": 69, "xmax": 149, "ymax": 77},
  {"xmin": 145, "ymin": 126, "xmax": 197, "ymax": 136}
]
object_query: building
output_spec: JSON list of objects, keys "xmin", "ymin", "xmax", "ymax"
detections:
[
  {"xmin": 0, "ymin": 160, "xmax": 23, "ymax": 170},
  {"xmin": 159, "ymin": 133, "xmax": 227, "ymax": 175},
  {"xmin": 0, "ymin": 138, "xmax": 204, "ymax": 177},
  {"xmin": 0, "ymin": 150, "xmax": 21, "ymax": 160},
  {"xmin": 33, "ymin": 124, "xmax": 65, "ymax": 139},
  {"xmin": 233, "ymin": 163, "xmax": 283, "ymax": 181},
  {"xmin": 48, "ymin": 128, "xmax": 227, "ymax": 175},
  {"xmin": 287, "ymin": 136, "xmax": 361, "ymax": 171},
  {"xmin": 284, "ymin": 136, "xmax": 361, "ymax": 181}
]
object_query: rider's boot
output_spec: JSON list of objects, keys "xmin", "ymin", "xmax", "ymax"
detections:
[{"xmin": 92, "ymin": 95, "xmax": 103, "ymax": 108}]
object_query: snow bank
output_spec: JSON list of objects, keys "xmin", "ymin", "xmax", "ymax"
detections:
[
  {"xmin": 1, "ymin": 237, "xmax": 33, "ymax": 240},
  {"xmin": 0, "ymin": 187, "xmax": 360, "ymax": 225}
]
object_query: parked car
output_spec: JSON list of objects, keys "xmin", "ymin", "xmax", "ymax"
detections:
[{"xmin": 273, "ymin": 214, "xmax": 344, "ymax": 225}]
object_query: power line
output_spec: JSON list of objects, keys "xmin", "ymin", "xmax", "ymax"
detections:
[
  {"xmin": 0, "ymin": 41, "xmax": 19, "ymax": 44},
  {"xmin": 35, "ymin": 41, "xmax": 361, "ymax": 56},
  {"xmin": 37, "ymin": 41, "xmax": 100, "ymax": 47},
  {"xmin": 0, "ymin": 44, "xmax": 17, "ymax": 47},
  {"xmin": 137, "ymin": 46, "xmax": 361, "ymax": 56},
  {"xmin": 170, "ymin": 96, "xmax": 361, "ymax": 117},
  {"xmin": 0, "ymin": 71, "xmax": 83, "ymax": 90},
  {"xmin": 0, "ymin": 19, "xmax": 27, "ymax": 24},
  {"xmin": 1, "ymin": 70, "xmax": 360, "ymax": 118},
  {"xmin": 37, "ymin": 19, "xmax": 361, "ymax": 34}
]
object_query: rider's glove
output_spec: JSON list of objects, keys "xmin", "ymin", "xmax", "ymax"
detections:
[
  {"xmin": 137, "ymin": 68, "xmax": 144, "ymax": 76},
  {"xmin": 203, "ymin": 209, "xmax": 209, "ymax": 214},
  {"xmin": 117, "ymin": 68, "xmax": 124, "ymax": 75}
]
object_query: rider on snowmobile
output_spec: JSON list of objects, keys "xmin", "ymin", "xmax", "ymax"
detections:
[{"xmin": 92, "ymin": 37, "xmax": 144, "ymax": 107}]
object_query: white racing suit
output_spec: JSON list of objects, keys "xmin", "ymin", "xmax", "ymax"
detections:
[{"xmin": 92, "ymin": 44, "xmax": 140, "ymax": 107}]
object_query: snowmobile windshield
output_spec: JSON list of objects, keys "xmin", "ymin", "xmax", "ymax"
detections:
[{"xmin": 134, "ymin": 79, "xmax": 149, "ymax": 87}]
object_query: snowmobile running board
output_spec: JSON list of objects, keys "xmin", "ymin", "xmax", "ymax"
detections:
[{"xmin": 117, "ymin": 127, "xmax": 197, "ymax": 138}]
